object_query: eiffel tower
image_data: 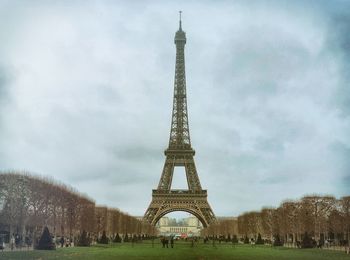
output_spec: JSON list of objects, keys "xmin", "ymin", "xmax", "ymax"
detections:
[{"xmin": 144, "ymin": 12, "xmax": 216, "ymax": 227}]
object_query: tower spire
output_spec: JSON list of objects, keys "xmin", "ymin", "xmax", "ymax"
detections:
[{"xmin": 179, "ymin": 10, "xmax": 182, "ymax": 30}]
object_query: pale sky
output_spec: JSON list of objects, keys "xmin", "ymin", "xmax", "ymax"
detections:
[{"xmin": 0, "ymin": 0, "xmax": 349, "ymax": 217}]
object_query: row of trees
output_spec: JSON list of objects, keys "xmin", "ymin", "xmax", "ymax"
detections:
[
  {"xmin": 0, "ymin": 172, "xmax": 156, "ymax": 244},
  {"xmin": 203, "ymin": 195, "xmax": 349, "ymax": 246}
]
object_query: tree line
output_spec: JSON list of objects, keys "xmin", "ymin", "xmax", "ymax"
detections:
[
  {"xmin": 0, "ymin": 172, "xmax": 156, "ymax": 245},
  {"xmin": 202, "ymin": 195, "xmax": 350, "ymax": 247}
]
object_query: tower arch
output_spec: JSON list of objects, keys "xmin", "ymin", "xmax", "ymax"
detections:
[{"xmin": 154, "ymin": 208, "xmax": 208, "ymax": 228}]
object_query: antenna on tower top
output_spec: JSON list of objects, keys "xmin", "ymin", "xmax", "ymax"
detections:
[{"xmin": 179, "ymin": 10, "xmax": 182, "ymax": 30}]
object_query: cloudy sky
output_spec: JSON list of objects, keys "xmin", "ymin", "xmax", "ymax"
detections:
[{"xmin": 0, "ymin": 0, "xmax": 349, "ymax": 217}]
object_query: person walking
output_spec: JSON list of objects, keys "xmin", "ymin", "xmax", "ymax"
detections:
[
  {"xmin": 60, "ymin": 236, "xmax": 64, "ymax": 248},
  {"xmin": 0, "ymin": 236, "xmax": 5, "ymax": 251},
  {"xmin": 165, "ymin": 237, "xmax": 169, "ymax": 248},
  {"xmin": 170, "ymin": 236, "xmax": 174, "ymax": 248},
  {"xmin": 25, "ymin": 236, "xmax": 31, "ymax": 250},
  {"xmin": 10, "ymin": 234, "xmax": 15, "ymax": 251}
]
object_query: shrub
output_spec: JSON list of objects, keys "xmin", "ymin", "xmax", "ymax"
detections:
[
  {"xmin": 301, "ymin": 232, "xmax": 314, "ymax": 248},
  {"xmin": 273, "ymin": 234, "xmax": 283, "ymax": 246},
  {"xmin": 98, "ymin": 231, "xmax": 109, "ymax": 244},
  {"xmin": 36, "ymin": 226, "xmax": 56, "ymax": 250},
  {"xmin": 232, "ymin": 234, "xmax": 238, "ymax": 244},
  {"xmin": 113, "ymin": 233, "xmax": 122, "ymax": 243},
  {"xmin": 256, "ymin": 233, "xmax": 264, "ymax": 245},
  {"xmin": 124, "ymin": 233, "xmax": 129, "ymax": 242},
  {"xmin": 77, "ymin": 230, "xmax": 90, "ymax": 247},
  {"xmin": 244, "ymin": 236, "xmax": 249, "ymax": 244}
]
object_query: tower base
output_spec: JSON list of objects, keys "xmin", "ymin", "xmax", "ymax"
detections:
[{"xmin": 144, "ymin": 190, "xmax": 216, "ymax": 227}]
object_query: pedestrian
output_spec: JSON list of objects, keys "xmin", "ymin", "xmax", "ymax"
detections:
[
  {"xmin": 60, "ymin": 236, "xmax": 64, "ymax": 248},
  {"xmin": 250, "ymin": 238, "xmax": 255, "ymax": 247},
  {"xmin": 10, "ymin": 234, "xmax": 15, "ymax": 251},
  {"xmin": 161, "ymin": 237, "xmax": 165, "ymax": 248},
  {"xmin": 324, "ymin": 239, "xmax": 329, "ymax": 248},
  {"xmin": 0, "ymin": 236, "xmax": 4, "ymax": 251},
  {"xmin": 165, "ymin": 237, "xmax": 169, "ymax": 248},
  {"xmin": 15, "ymin": 234, "xmax": 20, "ymax": 249},
  {"xmin": 170, "ymin": 236, "xmax": 174, "ymax": 248},
  {"xmin": 25, "ymin": 236, "xmax": 31, "ymax": 249}
]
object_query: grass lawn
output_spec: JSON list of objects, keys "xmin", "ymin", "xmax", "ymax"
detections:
[{"xmin": 0, "ymin": 240, "xmax": 348, "ymax": 260}]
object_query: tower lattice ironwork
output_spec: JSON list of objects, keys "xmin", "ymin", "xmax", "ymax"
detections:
[{"xmin": 144, "ymin": 13, "xmax": 216, "ymax": 227}]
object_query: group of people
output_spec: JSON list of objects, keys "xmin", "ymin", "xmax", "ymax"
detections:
[
  {"xmin": 58, "ymin": 237, "xmax": 72, "ymax": 248},
  {"xmin": 12, "ymin": 234, "xmax": 32, "ymax": 250},
  {"xmin": 1, "ymin": 233, "xmax": 33, "ymax": 251},
  {"xmin": 0, "ymin": 233, "xmax": 75, "ymax": 251},
  {"xmin": 161, "ymin": 236, "xmax": 174, "ymax": 248}
]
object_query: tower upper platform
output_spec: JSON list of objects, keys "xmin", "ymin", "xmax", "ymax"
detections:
[{"xmin": 174, "ymin": 12, "xmax": 186, "ymax": 44}]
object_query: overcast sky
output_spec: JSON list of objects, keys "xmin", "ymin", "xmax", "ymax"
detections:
[{"xmin": 0, "ymin": 0, "xmax": 349, "ymax": 217}]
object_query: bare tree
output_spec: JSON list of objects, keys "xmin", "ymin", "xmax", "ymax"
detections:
[{"xmin": 0, "ymin": 172, "xmax": 157, "ymax": 245}]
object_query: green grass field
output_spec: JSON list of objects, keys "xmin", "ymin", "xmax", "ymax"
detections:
[{"xmin": 0, "ymin": 241, "xmax": 348, "ymax": 260}]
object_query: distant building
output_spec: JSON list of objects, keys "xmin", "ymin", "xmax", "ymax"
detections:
[{"xmin": 156, "ymin": 215, "xmax": 203, "ymax": 237}]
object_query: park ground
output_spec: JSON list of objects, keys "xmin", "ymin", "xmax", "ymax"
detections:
[{"xmin": 0, "ymin": 240, "xmax": 349, "ymax": 260}]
